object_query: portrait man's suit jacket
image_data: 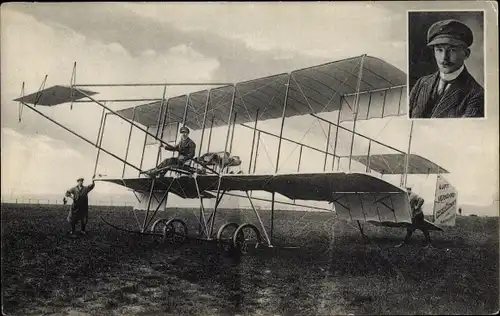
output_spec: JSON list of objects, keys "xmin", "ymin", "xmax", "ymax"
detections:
[{"xmin": 409, "ymin": 67, "xmax": 484, "ymax": 118}]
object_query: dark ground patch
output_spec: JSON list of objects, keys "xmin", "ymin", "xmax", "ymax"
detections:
[{"xmin": 1, "ymin": 203, "xmax": 498, "ymax": 315}]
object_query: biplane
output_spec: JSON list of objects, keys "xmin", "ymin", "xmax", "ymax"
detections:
[{"xmin": 14, "ymin": 54, "xmax": 457, "ymax": 253}]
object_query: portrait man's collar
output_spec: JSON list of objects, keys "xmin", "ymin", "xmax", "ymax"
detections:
[{"xmin": 440, "ymin": 65, "xmax": 465, "ymax": 82}]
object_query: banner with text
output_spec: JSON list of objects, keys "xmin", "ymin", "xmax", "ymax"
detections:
[{"xmin": 433, "ymin": 175, "xmax": 457, "ymax": 226}]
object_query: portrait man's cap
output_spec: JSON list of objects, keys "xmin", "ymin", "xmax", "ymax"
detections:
[
  {"xmin": 180, "ymin": 126, "xmax": 189, "ymax": 133},
  {"xmin": 427, "ymin": 19, "xmax": 473, "ymax": 47},
  {"xmin": 77, "ymin": 177, "xmax": 84, "ymax": 182}
]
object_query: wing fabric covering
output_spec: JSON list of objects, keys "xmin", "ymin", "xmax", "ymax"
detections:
[
  {"xmin": 98, "ymin": 172, "xmax": 412, "ymax": 224},
  {"xmin": 99, "ymin": 172, "xmax": 402, "ymax": 198},
  {"xmin": 13, "ymin": 56, "xmax": 406, "ymax": 126},
  {"xmin": 332, "ymin": 192, "xmax": 412, "ymax": 224},
  {"xmin": 14, "ymin": 85, "xmax": 98, "ymax": 106},
  {"xmin": 113, "ymin": 55, "xmax": 407, "ymax": 129},
  {"xmin": 349, "ymin": 154, "xmax": 449, "ymax": 174}
]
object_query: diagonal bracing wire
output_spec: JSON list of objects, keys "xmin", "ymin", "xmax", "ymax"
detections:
[
  {"xmin": 190, "ymin": 76, "xmax": 286, "ymax": 128},
  {"xmin": 277, "ymin": 59, "xmax": 364, "ymax": 171}
]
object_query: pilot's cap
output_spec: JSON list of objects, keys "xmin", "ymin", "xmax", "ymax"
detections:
[
  {"xmin": 427, "ymin": 19, "xmax": 473, "ymax": 47},
  {"xmin": 180, "ymin": 126, "xmax": 190, "ymax": 134},
  {"xmin": 77, "ymin": 177, "xmax": 84, "ymax": 182}
]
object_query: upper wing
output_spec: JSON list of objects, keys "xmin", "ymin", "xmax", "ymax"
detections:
[{"xmin": 113, "ymin": 55, "xmax": 406, "ymax": 130}]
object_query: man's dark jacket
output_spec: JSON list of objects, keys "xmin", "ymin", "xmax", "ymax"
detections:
[{"xmin": 409, "ymin": 67, "xmax": 484, "ymax": 118}]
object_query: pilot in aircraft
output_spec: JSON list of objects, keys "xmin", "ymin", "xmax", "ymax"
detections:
[
  {"xmin": 142, "ymin": 126, "xmax": 196, "ymax": 177},
  {"xmin": 395, "ymin": 187, "xmax": 433, "ymax": 248},
  {"xmin": 64, "ymin": 176, "xmax": 96, "ymax": 238}
]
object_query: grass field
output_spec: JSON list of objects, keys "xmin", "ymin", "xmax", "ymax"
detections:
[{"xmin": 1, "ymin": 203, "xmax": 498, "ymax": 315}]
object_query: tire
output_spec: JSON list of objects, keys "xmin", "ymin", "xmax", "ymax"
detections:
[
  {"xmin": 151, "ymin": 218, "xmax": 169, "ymax": 233},
  {"xmin": 163, "ymin": 218, "xmax": 188, "ymax": 244},
  {"xmin": 216, "ymin": 222, "xmax": 239, "ymax": 251},
  {"xmin": 232, "ymin": 223, "xmax": 263, "ymax": 254}
]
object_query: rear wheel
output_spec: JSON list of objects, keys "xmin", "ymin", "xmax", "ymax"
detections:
[
  {"xmin": 163, "ymin": 219, "xmax": 188, "ymax": 244},
  {"xmin": 151, "ymin": 218, "xmax": 169, "ymax": 233},
  {"xmin": 232, "ymin": 223, "xmax": 263, "ymax": 254},
  {"xmin": 216, "ymin": 222, "xmax": 239, "ymax": 251},
  {"xmin": 150, "ymin": 218, "xmax": 169, "ymax": 242}
]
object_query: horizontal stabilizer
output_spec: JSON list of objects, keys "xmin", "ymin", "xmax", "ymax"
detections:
[{"xmin": 14, "ymin": 85, "xmax": 98, "ymax": 106}]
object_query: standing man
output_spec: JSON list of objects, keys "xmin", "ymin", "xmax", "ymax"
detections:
[
  {"xmin": 395, "ymin": 187, "xmax": 433, "ymax": 248},
  {"xmin": 141, "ymin": 126, "xmax": 196, "ymax": 177},
  {"xmin": 409, "ymin": 19, "xmax": 484, "ymax": 118},
  {"xmin": 65, "ymin": 176, "xmax": 95, "ymax": 238}
]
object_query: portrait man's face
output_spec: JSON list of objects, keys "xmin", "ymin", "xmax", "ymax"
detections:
[{"xmin": 433, "ymin": 44, "xmax": 470, "ymax": 74}]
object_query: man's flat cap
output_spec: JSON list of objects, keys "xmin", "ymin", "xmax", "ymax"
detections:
[
  {"xmin": 427, "ymin": 19, "xmax": 473, "ymax": 47},
  {"xmin": 77, "ymin": 177, "xmax": 84, "ymax": 182}
]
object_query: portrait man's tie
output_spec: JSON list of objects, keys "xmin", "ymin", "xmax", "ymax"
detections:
[{"xmin": 437, "ymin": 78, "xmax": 449, "ymax": 97}]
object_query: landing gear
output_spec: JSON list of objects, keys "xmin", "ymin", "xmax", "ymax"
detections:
[
  {"xmin": 232, "ymin": 223, "xmax": 263, "ymax": 254},
  {"xmin": 150, "ymin": 217, "xmax": 170, "ymax": 242},
  {"xmin": 357, "ymin": 220, "xmax": 369, "ymax": 244},
  {"xmin": 216, "ymin": 222, "xmax": 239, "ymax": 251},
  {"xmin": 162, "ymin": 219, "xmax": 188, "ymax": 244}
]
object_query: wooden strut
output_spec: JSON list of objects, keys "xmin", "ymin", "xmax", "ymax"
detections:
[
  {"xmin": 21, "ymin": 101, "xmax": 143, "ymax": 172},
  {"xmin": 75, "ymin": 82, "xmax": 234, "ymax": 87},
  {"xmin": 18, "ymin": 82, "xmax": 25, "ymax": 122},
  {"xmin": 248, "ymin": 110, "xmax": 259, "ymax": 174},
  {"xmin": 245, "ymin": 192, "xmax": 272, "ymax": 247},
  {"xmin": 154, "ymin": 86, "xmax": 168, "ymax": 168},
  {"xmin": 349, "ymin": 55, "xmax": 366, "ymax": 171},
  {"xmin": 193, "ymin": 176, "xmax": 210, "ymax": 238},
  {"xmin": 198, "ymin": 92, "xmax": 211, "ymax": 158},
  {"xmin": 356, "ymin": 220, "xmax": 367, "ymax": 241},
  {"xmin": 93, "ymin": 109, "xmax": 107, "ymax": 177},
  {"xmin": 101, "ymin": 216, "xmax": 163, "ymax": 237},
  {"xmin": 122, "ymin": 107, "xmax": 136, "ymax": 177},
  {"xmin": 143, "ymin": 178, "xmax": 157, "ymax": 232},
  {"xmin": 143, "ymin": 176, "xmax": 181, "ymax": 231},
  {"xmin": 221, "ymin": 86, "xmax": 236, "ymax": 172},
  {"xmin": 33, "ymin": 75, "xmax": 48, "ymax": 107},
  {"xmin": 142, "ymin": 90, "xmax": 169, "ymax": 233},
  {"xmin": 70, "ymin": 62, "xmax": 76, "ymax": 110},
  {"xmin": 206, "ymin": 189, "xmax": 226, "ymax": 236},
  {"xmin": 208, "ymin": 178, "xmax": 225, "ymax": 238},
  {"xmin": 75, "ymin": 88, "xmax": 173, "ymax": 148},
  {"xmin": 144, "ymin": 188, "xmax": 170, "ymax": 232}
]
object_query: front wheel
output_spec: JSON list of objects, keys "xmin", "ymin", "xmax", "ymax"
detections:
[
  {"xmin": 216, "ymin": 222, "xmax": 239, "ymax": 251},
  {"xmin": 163, "ymin": 219, "xmax": 188, "ymax": 244},
  {"xmin": 232, "ymin": 223, "xmax": 263, "ymax": 254},
  {"xmin": 151, "ymin": 218, "xmax": 169, "ymax": 233},
  {"xmin": 150, "ymin": 218, "xmax": 169, "ymax": 242}
]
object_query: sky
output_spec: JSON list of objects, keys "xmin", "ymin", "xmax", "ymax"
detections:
[{"xmin": 1, "ymin": 2, "xmax": 498, "ymax": 214}]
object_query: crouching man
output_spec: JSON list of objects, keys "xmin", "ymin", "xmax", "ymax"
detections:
[
  {"xmin": 65, "ymin": 176, "xmax": 95, "ymax": 238},
  {"xmin": 395, "ymin": 187, "xmax": 433, "ymax": 248}
]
